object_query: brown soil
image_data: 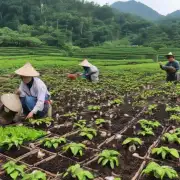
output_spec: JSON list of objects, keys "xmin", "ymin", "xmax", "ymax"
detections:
[
  {"xmin": 2, "ymin": 147, "xmax": 30, "ymax": 159},
  {"xmin": 86, "ymin": 155, "xmax": 142, "ymax": 180},
  {"xmin": 62, "ymin": 148, "xmax": 98, "ymax": 163},
  {"xmin": 50, "ymin": 126, "xmax": 73, "ymax": 136},
  {"xmin": 0, "ymin": 155, "xmax": 8, "ymax": 170},
  {"xmin": 67, "ymin": 134, "xmax": 106, "ymax": 148},
  {"xmin": 37, "ymin": 155, "xmax": 75, "ymax": 174},
  {"xmin": 20, "ymin": 150, "xmax": 51, "ymax": 165}
]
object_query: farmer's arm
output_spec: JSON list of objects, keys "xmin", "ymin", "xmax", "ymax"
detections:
[
  {"xmin": 31, "ymin": 83, "xmax": 47, "ymax": 115},
  {"xmin": 174, "ymin": 61, "xmax": 180, "ymax": 72},
  {"xmin": 160, "ymin": 62, "xmax": 169, "ymax": 71}
]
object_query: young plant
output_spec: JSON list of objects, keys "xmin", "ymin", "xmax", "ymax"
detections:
[
  {"xmin": 142, "ymin": 162, "xmax": 178, "ymax": 179},
  {"xmin": 138, "ymin": 119, "xmax": 161, "ymax": 129},
  {"xmin": 170, "ymin": 115, "xmax": 180, "ymax": 122},
  {"xmin": 64, "ymin": 112, "xmax": 77, "ymax": 118},
  {"xmin": 151, "ymin": 146, "xmax": 179, "ymax": 160},
  {"xmin": 79, "ymin": 127, "xmax": 97, "ymax": 140},
  {"xmin": 146, "ymin": 104, "xmax": 158, "ymax": 115},
  {"xmin": 40, "ymin": 137, "xmax": 66, "ymax": 149},
  {"xmin": 73, "ymin": 120, "xmax": 87, "ymax": 128},
  {"xmin": 63, "ymin": 164, "xmax": 94, "ymax": 180},
  {"xmin": 98, "ymin": 150, "xmax": 120, "ymax": 169},
  {"xmin": 166, "ymin": 105, "xmax": 180, "ymax": 113},
  {"xmin": 29, "ymin": 117, "xmax": 53, "ymax": 127},
  {"xmin": 162, "ymin": 133, "xmax": 180, "ymax": 144},
  {"xmin": 95, "ymin": 119, "xmax": 106, "ymax": 125},
  {"xmin": 22, "ymin": 170, "xmax": 46, "ymax": 180},
  {"xmin": 110, "ymin": 98, "xmax": 123, "ymax": 106},
  {"xmin": 138, "ymin": 127, "xmax": 155, "ymax": 136},
  {"xmin": 0, "ymin": 136, "xmax": 23, "ymax": 150},
  {"xmin": 174, "ymin": 128, "xmax": 180, "ymax": 135},
  {"xmin": 63, "ymin": 143, "xmax": 86, "ymax": 156},
  {"xmin": 3, "ymin": 161, "xmax": 26, "ymax": 180},
  {"xmin": 88, "ymin": 105, "xmax": 101, "ymax": 111},
  {"xmin": 122, "ymin": 137, "xmax": 142, "ymax": 146}
]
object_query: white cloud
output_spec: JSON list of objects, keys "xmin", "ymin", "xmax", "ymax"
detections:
[{"xmin": 86, "ymin": 0, "xmax": 180, "ymax": 15}]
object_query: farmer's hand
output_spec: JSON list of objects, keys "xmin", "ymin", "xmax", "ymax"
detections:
[
  {"xmin": 26, "ymin": 111, "xmax": 34, "ymax": 119},
  {"xmin": 159, "ymin": 62, "xmax": 163, "ymax": 66}
]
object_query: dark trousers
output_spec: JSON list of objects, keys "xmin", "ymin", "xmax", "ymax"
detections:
[
  {"xmin": 166, "ymin": 73, "xmax": 177, "ymax": 82},
  {"xmin": 20, "ymin": 96, "xmax": 49, "ymax": 118}
]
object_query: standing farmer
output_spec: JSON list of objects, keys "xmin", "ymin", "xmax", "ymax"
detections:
[
  {"xmin": 159, "ymin": 52, "xmax": 180, "ymax": 82},
  {"xmin": 79, "ymin": 59, "xmax": 99, "ymax": 82},
  {"xmin": 15, "ymin": 62, "xmax": 51, "ymax": 119}
]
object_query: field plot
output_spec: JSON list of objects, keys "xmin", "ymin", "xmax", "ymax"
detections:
[{"xmin": 0, "ymin": 56, "xmax": 179, "ymax": 180}]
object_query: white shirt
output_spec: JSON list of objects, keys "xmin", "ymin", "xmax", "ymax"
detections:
[
  {"xmin": 89, "ymin": 65, "xmax": 99, "ymax": 82},
  {"xmin": 19, "ymin": 77, "xmax": 50, "ymax": 114}
]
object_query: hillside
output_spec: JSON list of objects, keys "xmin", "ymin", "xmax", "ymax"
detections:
[
  {"xmin": 111, "ymin": 0, "xmax": 163, "ymax": 21},
  {"xmin": 0, "ymin": 0, "xmax": 180, "ymax": 49},
  {"xmin": 166, "ymin": 10, "xmax": 180, "ymax": 18}
]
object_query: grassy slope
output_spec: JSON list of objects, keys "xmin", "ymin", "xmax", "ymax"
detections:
[{"xmin": 0, "ymin": 56, "xmax": 158, "ymax": 75}]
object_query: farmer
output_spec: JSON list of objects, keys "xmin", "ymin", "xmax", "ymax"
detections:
[
  {"xmin": 79, "ymin": 59, "xmax": 99, "ymax": 82},
  {"xmin": 159, "ymin": 52, "xmax": 180, "ymax": 82},
  {"xmin": 0, "ymin": 94, "xmax": 22, "ymax": 125},
  {"xmin": 15, "ymin": 62, "xmax": 51, "ymax": 119}
]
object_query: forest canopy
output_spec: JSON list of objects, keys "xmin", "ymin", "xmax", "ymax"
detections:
[{"xmin": 0, "ymin": 0, "xmax": 180, "ymax": 48}]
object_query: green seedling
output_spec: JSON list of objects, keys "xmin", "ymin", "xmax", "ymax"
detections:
[
  {"xmin": 63, "ymin": 143, "xmax": 86, "ymax": 156},
  {"xmin": 63, "ymin": 164, "xmax": 94, "ymax": 180},
  {"xmin": 142, "ymin": 162, "xmax": 178, "ymax": 179},
  {"xmin": 151, "ymin": 146, "xmax": 179, "ymax": 160},
  {"xmin": 98, "ymin": 150, "xmax": 120, "ymax": 169}
]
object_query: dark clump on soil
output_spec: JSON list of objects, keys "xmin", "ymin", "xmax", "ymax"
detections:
[
  {"xmin": 37, "ymin": 155, "xmax": 75, "ymax": 174},
  {"xmin": 2, "ymin": 147, "xmax": 30, "ymax": 159},
  {"xmin": 20, "ymin": 151, "xmax": 51, "ymax": 165}
]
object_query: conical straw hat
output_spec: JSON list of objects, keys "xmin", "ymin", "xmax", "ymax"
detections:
[
  {"xmin": 1, "ymin": 94, "xmax": 22, "ymax": 112},
  {"xmin": 15, "ymin": 62, "xmax": 40, "ymax": 77},
  {"xmin": 79, "ymin": 59, "xmax": 92, "ymax": 67},
  {"xmin": 166, "ymin": 52, "xmax": 174, "ymax": 58}
]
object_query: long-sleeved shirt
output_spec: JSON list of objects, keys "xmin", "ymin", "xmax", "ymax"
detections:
[
  {"xmin": 160, "ymin": 60, "xmax": 180, "ymax": 73},
  {"xmin": 87, "ymin": 65, "xmax": 99, "ymax": 82},
  {"xmin": 19, "ymin": 77, "xmax": 50, "ymax": 114}
]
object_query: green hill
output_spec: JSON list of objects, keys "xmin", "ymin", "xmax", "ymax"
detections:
[{"xmin": 111, "ymin": 0, "xmax": 163, "ymax": 21}]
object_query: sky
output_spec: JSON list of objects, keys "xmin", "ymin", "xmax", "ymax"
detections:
[{"xmin": 87, "ymin": 0, "xmax": 180, "ymax": 15}]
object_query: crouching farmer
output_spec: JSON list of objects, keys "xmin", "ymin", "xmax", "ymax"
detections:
[
  {"xmin": 15, "ymin": 62, "xmax": 51, "ymax": 119},
  {"xmin": 0, "ymin": 94, "xmax": 22, "ymax": 125},
  {"xmin": 159, "ymin": 52, "xmax": 180, "ymax": 82},
  {"xmin": 79, "ymin": 59, "xmax": 99, "ymax": 82}
]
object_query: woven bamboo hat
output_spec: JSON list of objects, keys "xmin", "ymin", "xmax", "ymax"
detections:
[
  {"xmin": 166, "ymin": 52, "xmax": 174, "ymax": 58},
  {"xmin": 15, "ymin": 62, "xmax": 40, "ymax": 77},
  {"xmin": 79, "ymin": 59, "xmax": 92, "ymax": 67},
  {"xmin": 1, "ymin": 94, "xmax": 22, "ymax": 112}
]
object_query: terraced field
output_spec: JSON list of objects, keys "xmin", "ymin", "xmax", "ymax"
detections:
[{"xmin": 73, "ymin": 46, "xmax": 157, "ymax": 60}]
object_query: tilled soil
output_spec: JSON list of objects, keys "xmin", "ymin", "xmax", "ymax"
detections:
[
  {"xmin": 20, "ymin": 150, "xmax": 51, "ymax": 165},
  {"xmin": 37, "ymin": 155, "xmax": 75, "ymax": 174},
  {"xmin": 2, "ymin": 147, "xmax": 30, "ymax": 159},
  {"xmin": 86, "ymin": 155, "xmax": 142, "ymax": 180},
  {"xmin": 62, "ymin": 148, "xmax": 98, "ymax": 163}
]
